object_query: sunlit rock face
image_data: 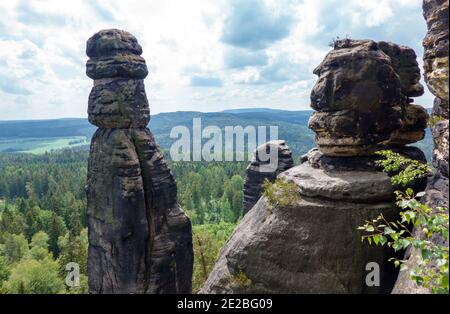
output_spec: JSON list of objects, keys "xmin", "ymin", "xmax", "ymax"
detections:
[
  {"xmin": 243, "ymin": 140, "xmax": 294, "ymax": 215},
  {"xmin": 423, "ymin": 0, "xmax": 449, "ymax": 102},
  {"xmin": 422, "ymin": 0, "xmax": 450, "ymax": 201},
  {"xmin": 86, "ymin": 29, "xmax": 193, "ymax": 294},
  {"xmin": 201, "ymin": 39, "xmax": 428, "ymax": 294},
  {"xmin": 308, "ymin": 39, "xmax": 428, "ymax": 156},
  {"xmin": 393, "ymin": 0, "xmax": 449, "ymax": 295}
]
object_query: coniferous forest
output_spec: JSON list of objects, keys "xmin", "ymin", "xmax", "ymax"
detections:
[{"xmin": 0, "ymin": 148, "xmax": 246, "ymax": 293}]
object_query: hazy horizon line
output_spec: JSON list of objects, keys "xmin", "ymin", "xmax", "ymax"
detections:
[{"xmin": 0, "ymin": 107, "xmax": 317, "ymax": 122}]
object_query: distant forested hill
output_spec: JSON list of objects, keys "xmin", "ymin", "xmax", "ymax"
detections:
[
  {"xmin": 0, "ymin": 109, "xmax": 314, "ymax": 156},
  {"xmin": 0, "ymin": 108, "xmax": 432, "ymax": 160}
]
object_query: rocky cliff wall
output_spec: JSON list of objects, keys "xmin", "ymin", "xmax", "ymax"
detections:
[{"xmin": 392, "ymin": 0, "xmax": 449, "ymax": 294}]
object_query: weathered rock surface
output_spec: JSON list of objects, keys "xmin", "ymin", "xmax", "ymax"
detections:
[
  {"xmin": 308, "ymin": 39, "xmax": 428, "ymax": 156},
  {"xmin": 87, "ymin": 54, "xmax": 148, "ymax": 80},
  {"xmin": 201, "ymin": 163, "xmax": 399, "ymax": 294},
  {"xmin": 423, "ymin": 0, "xmax": 449, "ymax": 210},
  {"xmin": 243, "ymin": 140, "xmax": 294, "ymax": 215},
  {"xmin": 423, "ymin": 0, "xmax": 449, "ymax": 101},
  {"xmin": 388, "ymin": 104, "xmax": 428, "ymax": 146},
  {"xmin": 86, "ymin": 29, "xmax": 193, "ymax": 294},
  {"xmin": 88, "ymin": 79, "xmax": 150, "ymax": 129},
  {"xmin": 203, "ymin": 38, "xmax": 429, "ymax": 295},
  {"xmin": 86, "ymin": 29, "xmax": 143, "ymax": 58},
  {"xmin": 393, "ymin": 0, "xmax": 449, "ymax": 294},
  {"xmin": 305, "ymin": 147, "xmax": 427, "ymax": 172}
]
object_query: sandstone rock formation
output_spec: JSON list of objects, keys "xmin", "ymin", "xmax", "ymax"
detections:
[
  {"xmin": 243, "ymin": 140, "xmax": 294, "ymax": 215},
  {"xmin": 422, "ymin": 0, "xmax": 450, "ymax": 210},
  {"xmin": 422, "ymin": 0, "xmax": 449, "ymax": 101},
  {"xmin": 201, "ymin": 158, "xmax": 401, "ymax": 294},
  {"xmin": 201, "ymin": 39, "xmax": 427, "ymax": 294},
  {"xmin": 309, "ymin": 39, "xmax": 428, "ymax": 156},
  {"xmin": 86, "ymin": 29, "xmax": 193, "ymax": 294},
  {"xmin": 393, "ymin": 0, "xmax": 449, "ymax": 294}
]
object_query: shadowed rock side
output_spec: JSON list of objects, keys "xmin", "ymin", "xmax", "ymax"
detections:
[
  {"xmin": 243, "ymin": 140, "xmax": 294, "ymax": 215},
  {"xmin": 201, "ymin": 39, "xmax": 427, "ymax": 294},
  {"xmin": 393, "ymin": 0, "xmax": 449, "ymax": 294},
  {"xmin": 86, "ymin": 29, "xmax": 193, "ymax": 294}
]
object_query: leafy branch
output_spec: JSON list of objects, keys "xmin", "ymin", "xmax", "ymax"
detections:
[{"xmin": 359, "ymin": 150, "xmax": 448, "ymax": 293}]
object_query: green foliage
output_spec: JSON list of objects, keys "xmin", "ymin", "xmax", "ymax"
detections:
[
  {"xmin": 29, "ymin": 231, "xmax": 51, "ymax": 260},
  {"xmin": 0, "ymin": 256, "xmax": 10, "ymax": 285},
  {"xmin": 0, "ymin": 207, "xmax": 26, "ymax": 239},
  {"xmin": 173, "ymin": 161, "xmax": 246, "ymax": 224},
  {"xmin": 428, "ymin": 115, "xmax": 445, "ymax": 127},
  {"xmin": 192, "ymin": 222, "xmax": 236, "ymax": 293},
  {"xmin": 231, "ymin": 269, "xmax": 252, "ymax": 290},
  {"xmin": 2, "ymin": 257, "xmax": 65, "ymax": 294},
  {"xmin": 3, "ymin": 233, "xmax": 29, "ymax": 263},
  {"xmin": 57, "ymin": 229, "xmax": 88, "ymax": 276},
  {"xmin": 375, "ymin": 150, "xmax": 431, "ymax": 188},
  {"xmin": 0, "ymin": 150, "xmax": 88, "ymax": 294},
  {"xmin": 0, "ymin": 149, "xmax": 249, "ymax": 294},
  {"xmin": 263, "ymin": 178, "xmax": 300, "ymax": 207},
  {"xmin": 359, "ymin": 150, "xmax": 449, "ymax": 294},
  {"xmin": 65, "ymin": 274, "xmax": 88, "ymax": 294}
]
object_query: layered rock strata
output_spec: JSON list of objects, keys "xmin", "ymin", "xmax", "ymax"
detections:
[
  {"xmin": 243, "ymin": 140, "xmax": 294, "ymax": 215},
  {"xmin": 308, "ymin": 39, "xmax": 428, "ymax": 156},
  {"xmin": 86, "ymin": 29, "xmax": 193, "ymax": 294}
]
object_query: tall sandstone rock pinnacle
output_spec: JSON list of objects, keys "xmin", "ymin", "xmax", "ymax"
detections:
[
  {"xmin": 393, "ymin": 0, "xmax": 449, "ymax": 294},
  {"xmin": 85, "ymin": 29, "xmax": 193, "ymax": 294},
  {"xmin": 201, "ymin": 39, "xmax": 427, "ymax": 294}
]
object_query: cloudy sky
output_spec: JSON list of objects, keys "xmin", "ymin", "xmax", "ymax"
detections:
[{"xmin": 0, "ymin": 0, "xmax": 434, "ymax": 120}]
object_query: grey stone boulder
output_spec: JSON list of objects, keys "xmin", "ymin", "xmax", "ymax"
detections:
[
  {"xmin": 201, "ymin": 163, "xmax": 399, "ymax": 294},
  {"xmin": 86, "ymin": 29, "xmax": 143, "ymax": 58}
]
